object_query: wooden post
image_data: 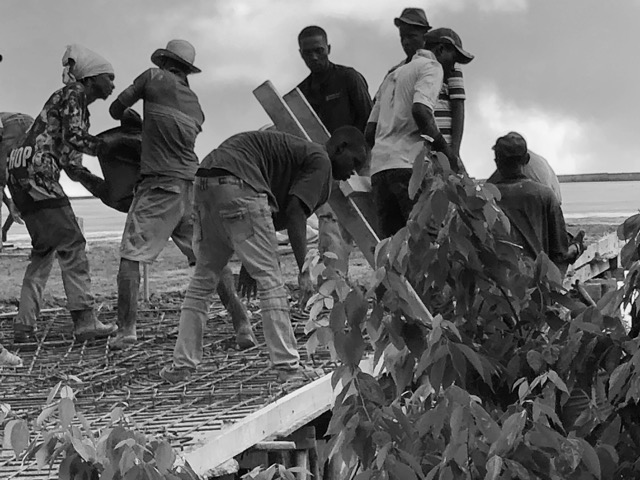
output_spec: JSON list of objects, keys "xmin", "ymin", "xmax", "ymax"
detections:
[
  {"xmin": 253, "ymin": 81, "xmax": 433, "ymax": 325},
  {"xmin": 143, "ymin": 263, "xmax": 150, "ymax": 302}
]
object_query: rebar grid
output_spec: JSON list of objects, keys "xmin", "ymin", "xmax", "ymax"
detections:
[{"xmin": 0, "ymin": 302, "xmax": 333, "ymax": 479}]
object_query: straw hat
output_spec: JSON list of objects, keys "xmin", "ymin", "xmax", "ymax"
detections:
[{"xmin": 151, "ymin": 39, "xmax": 201, "ymax": 74}]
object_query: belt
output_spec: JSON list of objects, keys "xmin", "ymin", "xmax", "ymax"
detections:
[{"xmin": 196, "ymin": 175, "xmax": 245, "ymax": 189}]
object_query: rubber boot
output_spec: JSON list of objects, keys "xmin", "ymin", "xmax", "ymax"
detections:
[
  {"xmin": 109, "ymin": 258, "xmax": 140, "ymax": 350},
  {"xmin": 72, "ymin": 309, "xmax": 118, "ymax": 342},
  {"xmin": 217, "ymin": 266, "xmax": 257, "ymax": 349}
]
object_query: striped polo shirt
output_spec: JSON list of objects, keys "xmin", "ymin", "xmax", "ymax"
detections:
[
  {"xmin": 434, "ymin": 66, "xmax": 465, "ymax": 146},
  {"xmin": 384, "ymin": 61, "xmax": 466, "ymax": 147}
]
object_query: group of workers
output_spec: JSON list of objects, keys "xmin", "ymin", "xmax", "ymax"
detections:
[{"xmin": 0, "ymin": 7, "xmax": 579, "ymax": 378}]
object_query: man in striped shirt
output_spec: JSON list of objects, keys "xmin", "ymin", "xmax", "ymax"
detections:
[
  {"xmin": 425, "ymin": 28, "xmax": 473, "ymax": 161},
  {"xmin": 382, "ymin": 10, "xmax": 473, "ymax": 160}
]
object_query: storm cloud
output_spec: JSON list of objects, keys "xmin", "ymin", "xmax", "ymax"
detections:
[{"xmin": 0, "ymin": 0, "xmax": 637, "ymax": 195}]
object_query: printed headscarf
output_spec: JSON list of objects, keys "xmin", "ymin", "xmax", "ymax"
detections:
[{"xmin": 62, "ymin": 44, "xmax": 114, "ymax": 85}]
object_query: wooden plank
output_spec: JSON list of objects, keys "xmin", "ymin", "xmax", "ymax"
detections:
[
  {"xmin": 571, "ymin": 232, "xmax": 622, "ymax": 271},
  {"xmin": 254, "ymin": 81, "xmax": 308, "ymax": 139},
  {"xmin": 564, "ymin": 232, "xmax": 624, "ymax": 288},
  {"xmin": 253, "ymin": 80, "xmax": 433, "ymax": 327},
  {"xmin": 283, "ymin": 88, "xmax": 373, "ymax": 201},
  {"xmin": 185, "ymin": 356, "xmax": 378, "ymax": 477},
  {"xmin": 282, "ymin": 89, "xmax": 329, "ymax": 144}
]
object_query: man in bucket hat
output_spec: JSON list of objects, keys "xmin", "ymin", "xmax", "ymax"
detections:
[
  {"xmin": 374, "ymin": 10, "xmax": 474, "ymax": 170},
  {"xmin": 393, "ymin": 7, "xmax": 432, "ymax": 65},
  {"xmin": 108, "ymin": 40, "xmax": 256, "ymax": 350}
]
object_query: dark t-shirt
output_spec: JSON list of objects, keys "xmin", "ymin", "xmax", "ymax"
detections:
[
  {"xmin": 298, "ymin": 63, "xmax": 373, "ymax": 133},
  {"xmin": 493, "ymin": 176, "xmax": 568, "ymax": 264},
  {"xmin": 197, "ymin": 131, "xmax": 332, "ymax": 228}
]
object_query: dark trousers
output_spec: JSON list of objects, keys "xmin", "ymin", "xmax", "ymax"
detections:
[
  {"xmin": 371, "ymin": 168, "xmax": 414, "ymax": 238},
  {"xmin": 15, "ymin": 205, "xmax": 93, "ymax": 327}
]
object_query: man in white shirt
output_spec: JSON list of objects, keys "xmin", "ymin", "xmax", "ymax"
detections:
[{"xmin": 365, "ymin": 28, "xmax": 472, "ymax": 237}]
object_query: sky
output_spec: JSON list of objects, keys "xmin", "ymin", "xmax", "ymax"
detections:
[{"xmin": 1, "ymin": 0, "xmax": 639, "ymax": 197}]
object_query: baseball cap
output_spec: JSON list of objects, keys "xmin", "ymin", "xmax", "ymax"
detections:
[
  {"xmin": 394, "ymin": 8, "xmax": 431, "ymax": 30},
  {"xmin": 424, "ymin": 27, "xmax": 474, "ymax": 64},
  {"xmin": 493, "ymin": 132, "xmax": 528, "ymax": 159}
]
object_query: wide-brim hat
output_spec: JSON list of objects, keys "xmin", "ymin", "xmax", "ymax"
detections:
[
  {"xmin": 424, "ymin": 27, "xmax": 474, "ymax": 64},
  {"xmin": 151, "ymin": 39, "xmax": 201, "ymax": 74},
  {"xmin": 394, "ymin": 8, "xmax": 431, "ymax": 30}
]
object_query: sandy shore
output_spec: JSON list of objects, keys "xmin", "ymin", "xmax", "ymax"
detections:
[{"xmin": 0, "ymin": 217, "xmax": 625, "ymax": 313}]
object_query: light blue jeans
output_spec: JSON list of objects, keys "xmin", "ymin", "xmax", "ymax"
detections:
[{"xmin": 172, "ymin": 176, "xmax": 299, "ymax": 371}]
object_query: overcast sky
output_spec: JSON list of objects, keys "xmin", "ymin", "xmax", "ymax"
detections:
[{"xmin": 1, "ymin": 0, "xmax": 638, "ymax": 197}]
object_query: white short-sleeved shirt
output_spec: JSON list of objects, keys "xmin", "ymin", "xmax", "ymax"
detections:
[{"xmin": 368, "ymin": 50, "xmax": 443, "ymax": 176}]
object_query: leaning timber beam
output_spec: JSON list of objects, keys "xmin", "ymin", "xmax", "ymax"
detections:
[{"xmin": 254, "ymin": 80, "xmax": 433, "ymax": 324}]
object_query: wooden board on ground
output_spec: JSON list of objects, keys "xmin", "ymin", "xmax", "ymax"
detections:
[
  {"xmin": 564, "ymin": 232, "xmax": 624, "ymax": 289},
  {"xmin": 185, "ymin": 356, "xmax": 378, "ymax": 477}
]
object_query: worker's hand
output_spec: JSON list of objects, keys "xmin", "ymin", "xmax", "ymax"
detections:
[
  {"xmin": 121, "ymin": 108, "xmax": 142, "ymax": 130},
  {"xmin": 567, "ymin": 230, "xmax": 586, "ymax": 263},
  {"xmin": 237, "ymin": 265, "xmax": 258, "ymax": 301},
  {"xmin": 8, "ymin": 200, "xmax": 23, "ymax": 225},
  {"xmin": 298, "ymin": 271, "xmax": 314, "ymax": 308}
]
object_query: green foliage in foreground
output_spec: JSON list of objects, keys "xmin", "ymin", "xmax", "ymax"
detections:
[
  {"xmin": 1, "ymin": 379, "xmax": 199, "ymax": 480},
  {"xmin": 305, "ymin": 151, "xmax": 640, "ymax": 479}
]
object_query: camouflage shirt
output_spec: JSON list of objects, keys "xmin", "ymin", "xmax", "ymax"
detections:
[{"xmin": 7, "ymin": 83, "xmax": 105, "ymax": 214}]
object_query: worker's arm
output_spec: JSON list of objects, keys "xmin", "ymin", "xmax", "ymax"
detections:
[
  {"xmin": 364, "ymin": 122, "xmax": 377, "ymax": 149},
  {"xmin": 61, "ymin": 84, "xmax": 104, "ymax": 156},
  {"xmin": 347, "ymin": 70, "xmax": 374, "ymax": 133},
  {"xmin": 286, "ymin": 196, "xmax": 314, "ymax": 304},
  {"xmin": 109, "ymin": 99, "xmax": 127, "ymax": 121},
  {"xmin": 110, "ymin": 69, "xmax": 149, "ymax": 120},
  {"xmin": 2, "ymin": 190, "xmax": 23, "ymax": 225},
  {"xmin": 547, "ymin": 199, "xmax": 571, "ymax": 268},
  {"xmin": 450, "ymin": 99, "xmax": 465, "ymax": 157},
  {"xmin": 446, "ymin": 68, "xmax": 467, "ymax": 157},
  {"xmin": 412, "ymin": 103, "xmax": 461, "ymax": 173},
  {"xmin": 286, "ymin": 196, "xmax": 309, "ymax": 272}
]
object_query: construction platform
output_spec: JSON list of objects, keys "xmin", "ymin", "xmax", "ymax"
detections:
[{"xmin": 0, "ymin": 300, "xmax": 334, "ymax": 479}]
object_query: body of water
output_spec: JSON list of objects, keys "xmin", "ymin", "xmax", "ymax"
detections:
[{"xmin": 1, "ymin": 181, "xmax": 639, "ymax": 245}]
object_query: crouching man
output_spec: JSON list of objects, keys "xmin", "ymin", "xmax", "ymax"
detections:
[
  {"xmin": 489, "ymin": 132, "xmax": 580, "ymax": 270},
  {"xmin": 160, "ymin": 127, "xmax": 369, "ymax": 383}
]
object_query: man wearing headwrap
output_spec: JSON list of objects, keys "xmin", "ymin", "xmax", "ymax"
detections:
[
  {"xmin": 6, "ymin": 44, "xmax": 121, "ymax": 344},
  {"xmin": 108, "ymin": 40, "xmax": 257, "ymax": 350}
]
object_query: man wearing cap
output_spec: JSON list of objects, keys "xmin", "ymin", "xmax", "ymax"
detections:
[
  {"xmin": 424, "ymin": 28, "xmax": 474, "ymax": 162},
  {"xmin": 366, "ymin": 24, "xmax": 472, "ymax": 238},
  {"xmin": 375, "ymin": 9, "xmax": 473, "ymax": 163},
  {"xmin": 488, "ymin": 132, "xmax": 578, "ymax": 268},
  {"xmin": 296, "ymin": 25, "xmax": 373, "ymax": 275},
  {"xmin": 160, "ymin": 127, "xmax": 370, "ymax": 384},
  {"xmin": 108, "ymin": 40, "xmax": 256, "ymax": 350},
  {"xmin": 7, "ymin": 44, "xmax": 120, "ymax": 344},
  {"xmin": 487, "ymin": 148, "xmax": 563, "ymax": 205}
]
